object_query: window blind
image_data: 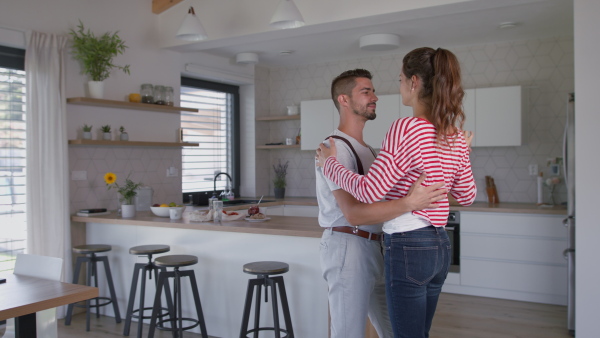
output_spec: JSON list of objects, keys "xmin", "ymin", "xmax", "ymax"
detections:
[
  {"xmin": 0, "ymin": 45, "xmax": 26, "ymax": 272},
  {"xmin": 180, "ymin": 86, "xmax": 233, "ymax": 193}
]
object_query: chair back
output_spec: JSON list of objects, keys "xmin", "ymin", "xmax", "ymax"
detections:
[{"xmin": 13, "ymin": 253, "xmax": 63, "ymax": 281}]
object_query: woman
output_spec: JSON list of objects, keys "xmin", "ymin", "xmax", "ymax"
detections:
[{"xmin": 316, "ymin": 47, "xmax": 476, "ymax": 338}]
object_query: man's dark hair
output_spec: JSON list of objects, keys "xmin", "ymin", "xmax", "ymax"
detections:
[{"xmin": 330, "ymin": 69, "xmax": 372, "ymax": 110}]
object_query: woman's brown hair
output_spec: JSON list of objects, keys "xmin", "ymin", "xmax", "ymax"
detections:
[{"xmin": 402, "ymin": 47, "xmax": 464, "ymax": 141}]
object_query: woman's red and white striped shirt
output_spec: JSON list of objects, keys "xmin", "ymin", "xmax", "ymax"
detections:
[{"xmin": 323, "ymin": 117, "xmax": 476, "ymax": 227}]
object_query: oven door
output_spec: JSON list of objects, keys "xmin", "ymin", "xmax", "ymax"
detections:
[{"xmin": 446, "ymin": 211, "xmax": 460, "ymax": 272}]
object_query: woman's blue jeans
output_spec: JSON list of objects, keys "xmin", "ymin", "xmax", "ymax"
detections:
[{"xmin": 384, "ymin": 226, "xmax": 451, "ymax": 338}]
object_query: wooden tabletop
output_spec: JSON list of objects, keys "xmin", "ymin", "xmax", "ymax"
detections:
[{"xmin": 0, "ymin": 274, "xmax": 98, "ymax": 321}]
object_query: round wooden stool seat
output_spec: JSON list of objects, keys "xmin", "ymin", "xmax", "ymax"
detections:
[
  {"xmin": 154, "ymin": 255, "xmax": 198, "ymax": 268},
  {"xmin": 73, "ymin": 244, "xmax": 112, "ymax": 254},
  {"xmin": 243, "ymin": 261, "xmax": 289, "ymax": 275},
  {"xmin": 129, "ymin": 244, "xmax": 170, "ymax": 255}
]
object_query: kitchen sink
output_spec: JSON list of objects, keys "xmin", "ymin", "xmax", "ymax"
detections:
[{"xmin": 222, "ymin": 199, "xmax": 274, "ymax": 206}]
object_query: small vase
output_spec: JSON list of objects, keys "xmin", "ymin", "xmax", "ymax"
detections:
[
  {"xmin": 120, "ymin": 132, "xmax": 129, "ymax": 141},
  {"xmin": 103, "ymin": 132, "xmax": 111, "ymax": 140},
  {"xmin": 121, "ymin": 204, "xmax": 136, "ymax": 218},
  {"xmin": 82, "ymin": 131, "xmax": 92, "ymax": 140},
  {"xmin": 274, "ymin": 187, "xmax": 285, "ymax": 199},
  {"xmin": 88, "ymin": 80, "xmax": 104, "ymax": 99}
]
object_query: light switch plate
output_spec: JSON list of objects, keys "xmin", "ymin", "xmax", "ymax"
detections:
[
  {"xmin": 72, "ymin": 171, "xmax": 87, "ymax": 180},
  {"xmin": 166, "ymin": 167, "xmax": 178, "ymax": 177},
  {"xmin": 528, "ymin": 164, "xmax": 538, "ymax": 176}
]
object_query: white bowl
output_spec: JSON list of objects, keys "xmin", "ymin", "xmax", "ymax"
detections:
[{"xmin": 150, "ymin": 206, "xmax": 185, "ymax": 217}]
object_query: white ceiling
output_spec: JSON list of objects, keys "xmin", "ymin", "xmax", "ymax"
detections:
[{"xmin": 167, "ymin": 0, "xmax": 573, "ymax": 68}]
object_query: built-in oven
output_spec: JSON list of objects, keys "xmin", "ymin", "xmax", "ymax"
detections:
[{"xmin": 446, "ymin": 211, "xmax": 460, "ymax": 273}]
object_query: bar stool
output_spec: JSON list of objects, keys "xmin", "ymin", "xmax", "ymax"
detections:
[
  {"xmin": 64, "ymin": 244, "xmax": 121, "ymax": 331},
  {"xmin": 148, "ymin": 255, "xmax": 208, "ymax": 338},
  {"xmin": 240, "ymin": 261, "xmax": 294, "ymax": 338},
  {"xmin": 123, "ymin": 244, "xmax": 174, "ymax": 337}
]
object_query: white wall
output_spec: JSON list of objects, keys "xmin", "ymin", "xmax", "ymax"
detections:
[
  {"xmin": 573, "ymin": 1, "xmax": 600, "ymax": 336},
  {"xmin": 0, "ymin": 0, "xmax": 256, "ymax": 211},
  {"xmin": 258, "ymin": 37, "xmax": 574, "ymax": 201}
]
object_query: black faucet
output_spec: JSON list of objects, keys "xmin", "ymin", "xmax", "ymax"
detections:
[{"xmin": 213, "ymin": 172, "xmax": 233, "ymax": 199}]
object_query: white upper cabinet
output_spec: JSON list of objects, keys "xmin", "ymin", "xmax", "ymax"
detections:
[
  {"xmin": 470, "ymin": 85, "xmax": 525, "ymax": 147},
  {"xmin": 364, "ymin": 94, "xmax": 401, "ymax": 148},
  {"xmin": 462, "ymin": 88, "xmax": 477, "ymax": 146},
  {"xmin": 300, "ymin": 99, "xmax": 335, "ymax": 150}
]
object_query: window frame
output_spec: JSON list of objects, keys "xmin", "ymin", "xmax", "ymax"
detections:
[{"xmin": 180, "ymin": 76, "xmax": 241, "ymax": 200}]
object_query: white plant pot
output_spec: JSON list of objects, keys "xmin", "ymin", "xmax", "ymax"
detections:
[
  {"xmin": 120, "ymin": 133, "xmax": 129, "ymax": 141},
  {"xmin": 82, "ymin": 131, "xmax": 92, "ymax": 140},
  {"xmin": 103, "ymin": 132, "xmax": 111, "ymax": 140},
  {"xmin": 88, "ymin": 80, "xmax": 104, "ymax": 99},
  {"xmin": 121, "ymin": 204, "xmax": 136, "ymax": 218}
]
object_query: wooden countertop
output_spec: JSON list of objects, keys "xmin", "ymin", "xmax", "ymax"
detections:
[
  {"xmin": 71, "ymin": 198, "xmax": 566, "ymax": 239},
  {"xmin": 72, "ymin": 211, "xmax": 323, "ymax": 238}
]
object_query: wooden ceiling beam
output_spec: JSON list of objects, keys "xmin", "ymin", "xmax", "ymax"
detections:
[{"xmin": 152, "ymin": 0, "xmax": 184, "ymax": 14}]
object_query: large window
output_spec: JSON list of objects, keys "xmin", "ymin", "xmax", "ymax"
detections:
[
  {"xmin": 0, "ymin": 45, "xmax": 26, "ymax": 272},
  {"xmin": 180, "ymin": 77, "xmax": 240, "ymax": 198}
]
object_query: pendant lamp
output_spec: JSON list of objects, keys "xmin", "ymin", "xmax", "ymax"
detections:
[
  {"xmin": 176, "ymin": 6, "xmax": 208, "ymax": 41},
  {"xmin": 270, "ymin": 0, "xmax": 305, "ymax": 29}
]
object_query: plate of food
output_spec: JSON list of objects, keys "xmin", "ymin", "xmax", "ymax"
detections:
[{"xmin": 245, "ymin": 213, "xmax": 270, "ymax": 222}]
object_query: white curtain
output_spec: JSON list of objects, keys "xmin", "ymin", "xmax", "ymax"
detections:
[{"xmin": 24, "ymin": 31, "xmax": 71, "ymax": 302}]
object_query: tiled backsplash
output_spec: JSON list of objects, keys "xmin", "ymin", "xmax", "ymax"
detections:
[
  {"xmin": 68, "ymin": 146, "xmax": 182, "ymax": 213},
  {"xmin": 259, "ymin": 36, "xmax": 573, "ymax": 204}
]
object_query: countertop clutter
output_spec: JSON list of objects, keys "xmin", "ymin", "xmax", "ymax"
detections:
[{"xmin": 71, "ymin": 197, "xmax": 567, "ymax": 239}]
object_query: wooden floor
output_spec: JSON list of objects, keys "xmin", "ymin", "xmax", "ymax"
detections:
[{"xmin": 0, "ymin": 293, "xmax": 571, "ymax": 338}]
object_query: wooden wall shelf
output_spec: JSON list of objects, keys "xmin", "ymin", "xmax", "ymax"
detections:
[
  {"xmin": 66, "ymin": 97, "xmax": 198, "ymax": 113},
  {"xmin": 256, "ymin": 144, "xmax": 301, "ymax": 150},
  {"xmin": 256, "ymin": 115, "xmax": 300, "ymax": 121},
  {"xmin": 68, "ymin": 139, "xmax": 199, "ymax": 147}
]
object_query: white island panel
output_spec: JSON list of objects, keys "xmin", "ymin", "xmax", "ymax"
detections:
[{"xmin": 85, "ymin": 222, "xmax": 328, "ymax": 338}]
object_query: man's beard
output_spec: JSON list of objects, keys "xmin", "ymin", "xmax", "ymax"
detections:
[{"xmin": 353, "ymin": 106, "xmax": 376, "ymax": 120}]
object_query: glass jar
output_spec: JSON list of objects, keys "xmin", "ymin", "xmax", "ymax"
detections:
[
  {"xmin": 153, "ymin": 85, "xmax": 165, "ymax": 105},
  {"xmin": 140, "ymin": 84, "xmax": 154, "ymax": 103},
  {"xmin": 164, "ymin": 86, "xmax": 174, "ymax": 106}
]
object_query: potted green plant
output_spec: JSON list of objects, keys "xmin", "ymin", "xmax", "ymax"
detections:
[
  {"xmin": 119, "ymin": 126, "xmax": 128, "ymax": 141},
  {"xmin": 105, "ymin": 172, "xmax": 142, "ymax": 218},
  {"xmin": 273, "ymin": 159, "xmax": 289, "ymax": 199},
  {"xmin": 69, "ymin": 20, "xmax": 130, "ymax": 99},
  {"xmin": 101, "ymin": 125, "xmax": 111, "ymax": 140},
  {"xmin": 82, "ymin": 124, "xmax": 92, "ymax": 140}
]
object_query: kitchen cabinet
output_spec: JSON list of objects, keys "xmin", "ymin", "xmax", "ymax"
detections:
[
  {"xmin": 67, "ymin": 97, "xmax": 199, "ymax": 147},
  {"xmin": 463, "ymin": 85, "xmax": 525, "ymax": 147},
  {"xmin": 300, "ymin": 94, "xmax": 406, "ymax": 150},
  {"xmin": 446, "ymin": 211, "xmax": 568, "ymax": 305}
]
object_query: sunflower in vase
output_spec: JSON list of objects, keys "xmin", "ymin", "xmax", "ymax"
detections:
[{"xmin": 104, "ymin": 172, "xmax": 142, "ymax": 210}]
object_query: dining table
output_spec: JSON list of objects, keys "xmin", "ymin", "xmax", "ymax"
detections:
[{"xmin": 0, "ymin": 273, "xmax": 98, "ymax": 337}]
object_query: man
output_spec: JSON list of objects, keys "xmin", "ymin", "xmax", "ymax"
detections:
[{"xmin": 316, "ymin": 69, "xmax": 445, "ymax": 338}]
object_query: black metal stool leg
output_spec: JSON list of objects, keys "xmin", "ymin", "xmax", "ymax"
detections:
[
  {"xmin": 65, "ymin": 256, "xmax": 86, "ymax": 326},
  {"xmin": 186, "ymin": 270, "xmax": 208, "ymax": 338},
  {"xmin": 157, "ymin": 265, "xmax": 176, "ymax": 333},
  {"xmin": 100, "ymin": 256, "xmax": 121, "ymax": 322},
  {"xmin": 268, "ymin": 278, "xmax": 281, "ymax": 338},
  {"xmin": 86, "ymin": 257, "xmax": 93, "ymax": 331},
  {"xmin": 91, "ymin": 255, "xmax": 100, "ymax": 319},
  {"xmin": 175, "ymin": 268, "xmax": 183, "ymax": 338},
  {"xmin": 253, "ymin": 278, "xmax": 262, "ymax": 338},
  {"xmin": 148, "ymin": 271, "xmax": 167, "ymax": 338},
  {"xmin": 275, "ymin": 276, "xmax": 294, "ymax": 337},
  {"xmin": 123, "ymin": 263, "xmax": 142, "ymax": 336},
  {"xmin": 135, "ymin": 265, "xmax": 148, "ymax": 338},
  {"xmin": 240, "ymin": 278, "xmax": 257, "ymax": 338}
]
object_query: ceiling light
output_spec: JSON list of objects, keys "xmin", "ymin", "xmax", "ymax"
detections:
[
  {"xmin": 236, "ymin": 52, "xmax": 259, "ymax": 64},
  {"xmin": 498, "ymin": 22, "xmax": 518, "ymax": 29},
  {"xmin": 359, "ymin": 34, "xmax": 401, "ymax": 51},
  {"xmin": 270, "ymin": 0, "xmax": 305, "ymax": 29},
  {"xmin": 176, "ymin": 7, "xmax": 208, "ymax": 41}
]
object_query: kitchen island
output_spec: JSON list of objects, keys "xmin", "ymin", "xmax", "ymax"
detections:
[{"xmin": 71, "ymin": 209, "xmax": 327, "ymax": 338}]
